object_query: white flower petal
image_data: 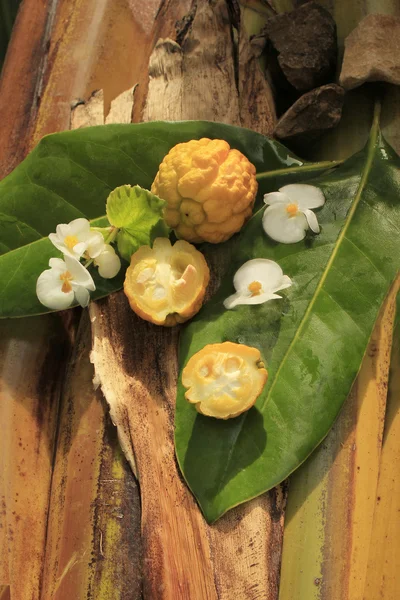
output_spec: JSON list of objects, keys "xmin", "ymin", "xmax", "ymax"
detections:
[
  {"xmin": 36, "ymin": 268, "xmax": 74, "ymax": 310},
  {"xmin": 280, "ymin": 184, "xmax": 325, "ymax": 210},
  {"xmin": 263, "ymin": 191, "xmax": 289, "ymax": 206},
  {"xmin": 48, "ymin": 233, "xmax": 73, "ymax": 256},
  {"xmin": 223, "ymin": 291, "xmax": 284, "ymax": 309},
  {"xmin": 234, "ymin": 292, "xmax": 283, "ymax": 306},
  {"xmin": 233, "ymin": 258, "xmax": 286, "ymax": 292},
  {"xmin": 49, "ymin": 232, "xmax": 59, "ymax": 247},
  {"xmin": 69, "ymin": 218, "xmax": 91, "ymax": 236},
  {"xmin": 275, "ymin": 274, "xmax": 293, "ymax": 292},
  {"xmin": 49, "ymin": 219, "xmax": 96, "ymax": 259},
  {"xmin": 224, "ymin": 258, "xmax": 292, "ymax": 309},
  {"xmin": 72, "ymin": 241, "xmax": 87, "ymax": 257},
  {"xmin": 303, "ymin": 208, "xmax": 320, "ymax": 233},
  {"xmin": 95, "ymin": 245, "xmax": 121, "ymax": 278},
  {"xmin": 64, "ymin": 255, "xmax": 96, "ymax": 291},
  {"xmin": 263, "ymin": 204, "xmax": 307, "ymax": 244},
  {"xmin": 56, "ymin": 223, "xmax": 70, "ymax": 238},
  {"xmin": 86, "ymin": 232, "xmax": 106, "ymax": 258},
  {"xmin": 74, "ymin": 286, "xmax": 91, "ymax": 307},
  {"xmin": 48, "ymin": 257, "xmax": 67, "ymax": 272},
  {"xmin": 223, "ymin": 293, "xmax": 243, "ymax": 309}
]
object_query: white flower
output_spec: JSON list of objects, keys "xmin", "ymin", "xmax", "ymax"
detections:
[
  {"xmin": 263, "ymin": 184, "xmax": 325, "ymax": 244},
  {"xmin": 223, "ymin": 259, "xmax": 292, "ymax": 309},
  {"xmin": 49, "ymin": 218, "xmax": 105, "ymax": 259},
  {"xmin": 94, "ymin": 244, "xmax": 121, "ymax": 278},
  {"xmin": 36, "ymin": 256, "xmax": 95, "ymax": 310}
]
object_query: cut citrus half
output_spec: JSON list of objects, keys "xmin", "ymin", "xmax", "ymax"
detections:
[
  {"xmin": 182, "ymin": 341, "xmax": 268, "ymax": 419},
  {"xmin": 124, "ymin": 237, "xmax": 210, "ymax": 326}
]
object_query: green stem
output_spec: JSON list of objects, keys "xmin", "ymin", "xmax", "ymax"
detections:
[
  {"xmin": 84, "ymin": 226, "xmax": 119, "ymax": 269},
  {"xmin": 256, "ymin": 159, "xmax": 344, "ymax": 181},
  {"xmin": 91, "ymin": 226, "xmax": 113, "ymax": 234},
  {"xmin": 370, "ymin": 95, "xmax": 382, "ymax": 142},
  {"xmin": 105, "ymin": 226, "xmax": 119, "ymax": 245}
]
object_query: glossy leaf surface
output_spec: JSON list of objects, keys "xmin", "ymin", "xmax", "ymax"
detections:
[
  {"xmin": 175, "ymin": 114, "xmax": 400, "ymax": 522},
  {"xmin": 0, "ymin": 121, "xmax": 316, "ymax": 318}
]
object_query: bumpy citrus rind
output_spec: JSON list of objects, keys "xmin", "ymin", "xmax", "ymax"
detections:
[{"xmin": 151, "ymin": 138, "xmax": 258, "ymax": 244}]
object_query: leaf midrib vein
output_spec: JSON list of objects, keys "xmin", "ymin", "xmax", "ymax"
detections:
[
  {"xmin": 0, "ymin": 213, "xmax": 42, "ymax": 238},
  {"xmin": 260, "ymin": 104, "xmax": 380, "ymax": 412},
  {"xmin": 212, "ymin": 116, "xmax": 378, "ymax": 491}
]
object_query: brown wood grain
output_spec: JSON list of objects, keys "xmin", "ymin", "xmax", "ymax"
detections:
[
  {"xmin": 3, "ymin": 1, "xmax": 397, "ymax": 599},
  {"xmin": 0, "ymin": 0, "xmax": 51, "ymax": 178},
  {"xmin": 90, "ymin": 294, "xmax": 286, "ymax": 600},
  {"xmin": 91, "ymin": 3, "xmax": 283, "ymax": 598},
  {"xmin": 0, "ymin": 1, "xmax": 159, "ymax": 598},
  {"xmin": 0, "ymin": 315, "xmax": 71, "ymax": 600},
  {"xmin": 40, "ymin": 313, "xmax": 142, "ymax": 600}
]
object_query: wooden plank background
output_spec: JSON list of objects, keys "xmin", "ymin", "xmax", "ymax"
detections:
[{"xmin": 0, "ymin": 1, "xmax": 399, "ymax": 599}]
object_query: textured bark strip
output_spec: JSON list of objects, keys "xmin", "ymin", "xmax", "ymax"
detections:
[
  {"xmin": 0, "ymin": 2, "xmax": 159, "ymax": 598},
  {"xmin": 0, "ymin": 0, "xmax": 53, "ymax": 178},
  {"xmin": 236, "ymin": 4, "xmax": 276, "ymax": 134},
  {"xmin": 40, "ymin": 313, "xmax": 142, "ymax": 600},
  {"xmin": 321, "ymin": 284, "xmax": 398, "ymax": 600},
  {"xmin": 91, "ymin": 3, "xmax": 283, "ymax": 598},
  {"xmin": 364, "ymin": 288, "xmax": 400, "ymax": 599},
  {"xmin": 278, "ymin": 281, "xmax": 398, "ymax": 600},
  {"xmin": 0, "ymin": 315, "xmax": 71, "ymax": 600},
  {"xmin": 31, "ymin": 0, "xmax": 162, "ymax": 145},
  {"xmin": 0, "ymin": 587, "xmax": 11, "ymax": 600},
  {"xmin": 180, "ymin": 0, "xmax": 240, "ymax": 123},
  {"xmin": 143, "ymin": 40, "xmax": 183, "ymax": 122},
  {"xmin": 90, "ymin": 298, "xmax": 218, "ymax": 600},
  {"xmin": 70, "ymin": 90, "xmax": 105, "ymax": 129}
]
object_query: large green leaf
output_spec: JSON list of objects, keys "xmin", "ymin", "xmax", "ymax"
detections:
[
  {"xmin": 175, "ymin": 108, "xmax": 400, "ymax": 523},
  {"xmin": 0, "ymin": 121, "xmax": 336, "ymax": 318}
]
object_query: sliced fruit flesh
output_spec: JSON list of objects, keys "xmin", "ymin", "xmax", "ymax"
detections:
[
  {"xmin": 124, "ymin": 238, "xmax": 209, "ymax": 325},
  {"xmin": 182, "ymin": 342, "xmax": 268, "ymax": 419}
]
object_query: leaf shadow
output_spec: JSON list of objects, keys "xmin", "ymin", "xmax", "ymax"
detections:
[
  {"xmin": 179, "ymin": 297, "xmax": 287, "ymax": 503},
  {"xmin": 183, "ymin": 406, "xmax": 267, "ymax": 498}
]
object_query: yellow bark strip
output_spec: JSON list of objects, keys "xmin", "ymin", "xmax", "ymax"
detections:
[
  {"xmin": 363, "ymin": 296, "xmax": 400, "ymax": 600},
  {"xmin": 41, "ymin": 85, "xmax": 141, "ymax": 599},
  {"xmin": 40, "ymin": 314, "xmax": 141, "ymax": 600},
  {"xmin": 277, "ymin": 2, "xmax": 400, "ymax": 599},
  {"xmin": 322, "ymin": 284, "xmax": 397, "ymax": 600},
  {"xmin": 279, "ymin": 284, "xmax": 398, "ymax": 600},
  {"xmin": 0, "ymin": 315, "xmax": 70, "ymax": 600},
  {"xmin": 31, "ymin": 0, "xmax": 162, "ymax": 144}
]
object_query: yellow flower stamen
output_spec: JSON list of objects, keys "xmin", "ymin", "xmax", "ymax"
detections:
[
  {"xmin": 60, "ymin": 271, "xmax": 73, "ymax": 293},
  {"xmin": 64, "ymin": 235, "xmax": 79, "ymax": 250},
  {"xmin": 286, "ymin": 202, "xmax": 299, "ymax": 217},
  {"xmin": 248, "ymin": 281, "xmax": 262, "ymax": 296}
]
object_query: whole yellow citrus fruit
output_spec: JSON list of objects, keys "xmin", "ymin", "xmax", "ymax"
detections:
[{"xmin": 151, "ymin": 138, "xmax": 258, "ymax": 243}]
